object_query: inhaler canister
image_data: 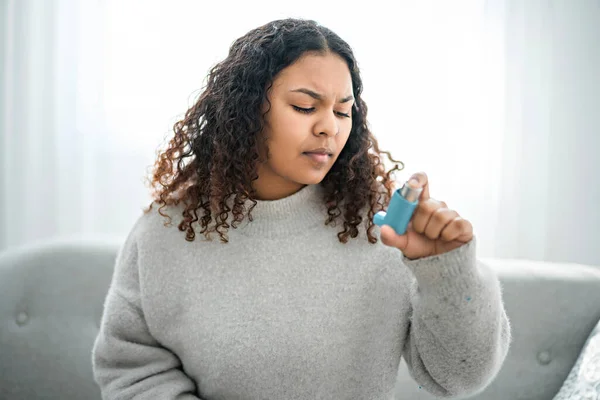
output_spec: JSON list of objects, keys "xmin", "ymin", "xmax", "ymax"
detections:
[{"xmin": 373, "ymin": 181, "xmax": 422, "ymax": 235}]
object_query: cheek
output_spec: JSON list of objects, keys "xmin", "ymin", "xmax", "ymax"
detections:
[
  {"xmin": 264, "ymin": 131, "xmax": 302, "ymax": 168},
  {"xmin": 267, "ymin": 112, "xmax": 308, "ymax": 154},
  {"xmin": 335, "ymin": 126, "xmax": 352, "ymax": 147}
]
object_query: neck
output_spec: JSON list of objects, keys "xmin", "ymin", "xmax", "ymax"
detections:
[{"xmin": 251, "ymin": 163, "xmax": 308, "ymax": 200}]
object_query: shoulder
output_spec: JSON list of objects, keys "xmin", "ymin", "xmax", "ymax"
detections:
[
  {"xmin": 125, "ymin": 201, "xmax": 196, "ymax": 253},
  {"xmin": 108, "ymin": 203, "xmax": 189, "ymax": 281}
]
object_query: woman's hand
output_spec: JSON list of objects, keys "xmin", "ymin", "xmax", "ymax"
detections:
[{"xmin": 380, "ymin": 172, "xmax": 474, "ymax": 260}]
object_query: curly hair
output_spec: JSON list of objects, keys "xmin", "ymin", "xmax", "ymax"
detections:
[{"xmin": 146, "ymin": 18, "xmax": 403, "ymax": 244}]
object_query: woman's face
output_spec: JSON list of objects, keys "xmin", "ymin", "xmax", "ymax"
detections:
[{"xmin": 253, "ymin": 51, "xmax": 354, "ymax": 200}]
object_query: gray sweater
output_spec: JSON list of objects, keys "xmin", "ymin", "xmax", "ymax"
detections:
[{"xmin": 92, "ymin": 183, "xmax": 511, "ymax": 399}]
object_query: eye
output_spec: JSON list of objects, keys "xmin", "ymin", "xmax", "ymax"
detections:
[
  {"xmin": 292, "ymin": 105, "xmax": 315, "ymax": 114},
  {"xmin": 293, "ymin": 105, "xmax": 351, "ymax": 119}
]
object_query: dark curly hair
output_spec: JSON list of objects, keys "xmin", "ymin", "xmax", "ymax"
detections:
[{"xmin": 146, "ymin": 18, "xmax": 403, "ymax": 244}]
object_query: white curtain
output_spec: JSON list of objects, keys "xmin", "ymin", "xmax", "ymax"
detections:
[{"xmin": 2, "ymin": 0, "xmax": 599, "ymax": 266}]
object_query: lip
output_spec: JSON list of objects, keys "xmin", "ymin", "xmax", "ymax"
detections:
[
  {"xmin": 303, "ymin": 152, "xmax": 331, "ymax": 164},
  {"xmin": 303, "ymin": 147, "xmax": 334, "ymax": 155}
]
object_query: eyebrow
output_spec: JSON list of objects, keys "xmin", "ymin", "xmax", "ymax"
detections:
[{"xmin": 290, "ymin": 88, "xmax": 354, "ymax": 103}]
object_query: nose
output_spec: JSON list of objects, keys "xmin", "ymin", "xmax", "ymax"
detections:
[{"xmin": 313, "ymin": 111, "xmax": 339, "ymax": 137}]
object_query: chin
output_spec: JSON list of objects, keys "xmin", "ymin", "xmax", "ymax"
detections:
[
  {"xmin": 303, "ymin": 177, "xmax": 326, "ymax": 185},
  {"xmin": 294, "ymin": 172, "xmax": 329, "ymax": 186}
]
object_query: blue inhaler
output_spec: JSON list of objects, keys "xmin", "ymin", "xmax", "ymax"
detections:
[{"xmin": 373, "ymin": 181, "xmax": 423, "ymax": 235}]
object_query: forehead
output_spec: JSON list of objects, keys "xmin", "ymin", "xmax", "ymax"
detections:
[{"xmin": 272, "ymin": 52, "xmax": 353, "ymax": 97}]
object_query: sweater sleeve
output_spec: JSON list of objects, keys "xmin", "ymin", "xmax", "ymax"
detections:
[
  {"xmin": 92, "ymin": 230, "xmax": 202, "ymax": 400},
  {"xmin": 400, "ymin": 237, "xmax": 512, "ymax": 398}
]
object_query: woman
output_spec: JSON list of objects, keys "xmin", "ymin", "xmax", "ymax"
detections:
[{"xmin": 92, "ymin": 18, "xmax": 511, "ymax": 400}]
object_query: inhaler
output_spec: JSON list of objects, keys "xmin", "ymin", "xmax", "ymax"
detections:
[{"xmin": 373, "ymin": 180, "xmax": 423, "ymax": 235}]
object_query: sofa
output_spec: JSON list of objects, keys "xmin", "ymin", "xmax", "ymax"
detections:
[{"xmin": 1, "ymin": 237, "xmax": 599, "ymax": 400}]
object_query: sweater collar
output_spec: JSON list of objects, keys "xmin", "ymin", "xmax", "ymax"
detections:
[{"xmin": 235, "ymin": 184, "xmax": 330, "ymax": 238}]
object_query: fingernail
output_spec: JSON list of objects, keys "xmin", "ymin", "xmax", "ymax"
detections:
[{"xmin": 408, "ymin": 178, "xmax": 419, "ymax": 187}]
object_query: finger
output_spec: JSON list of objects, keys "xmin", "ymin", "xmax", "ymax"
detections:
[
  {"xmin": 411, "ymin": 198, "xmax": 444, "ymax": 234},
  {"xmin": 380, "ymin": 225, "xmax": 408, "ymax": 250},
  {"xmin": 408, "ymin": 171, "xmax": 430, "ymax": 201},
  {"xmin": 424, "ymin": 208, "xmax": 460, "ymax": 240},
  {"xmin": 440, "ymin": 217, "xmax": 473, "ymax": 242}
]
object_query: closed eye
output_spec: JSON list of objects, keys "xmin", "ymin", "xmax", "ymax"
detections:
[
  {"xmin": 293, "ymin": 105, "xmax": 315, "ymax": 114},
  {"xmin": 292, "ymin": 105, "xmax": 351, "ymax": 119}
]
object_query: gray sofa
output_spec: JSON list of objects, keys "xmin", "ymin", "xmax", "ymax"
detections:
[{"xmin": 1, "ymin": 237, "xmax": 599, "ymax": 400}]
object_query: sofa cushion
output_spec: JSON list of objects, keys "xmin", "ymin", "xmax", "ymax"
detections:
[{"xmin": 0, "ymin": 237, "xmax": 120, "ymax": 400}]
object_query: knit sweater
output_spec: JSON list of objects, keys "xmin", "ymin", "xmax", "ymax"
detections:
[{"xmin": 92, "ymin": 183, "xmax": 511, "ymax": 400}]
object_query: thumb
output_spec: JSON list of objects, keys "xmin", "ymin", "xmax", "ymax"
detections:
[{"xmin": 380, "ymin": 225, "xmax": 409, "ymax": 251}]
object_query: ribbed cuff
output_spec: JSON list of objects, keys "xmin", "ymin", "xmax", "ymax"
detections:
[{"xmin": 402, "ymin": 237, "xmax": 480, "ymax": 302}]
